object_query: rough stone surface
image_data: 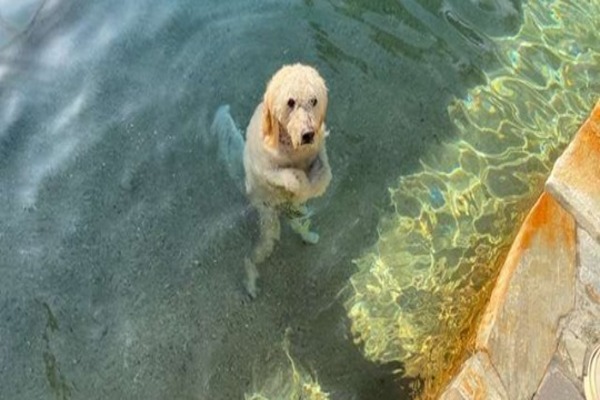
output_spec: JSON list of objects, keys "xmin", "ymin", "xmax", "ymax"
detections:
[
  {"xmin": 559, "ymin": 227, "xmax": 600, "ymax": 363},
  {"xmin": 557, "ymin": 289, "xmax": 600, "ymax": 384},
  {"xmin": 534, "ymin": 361, "xmax": 584, "ymax": 400},
  {"xmin": 441, "ymin": 103, "xmax": 600, "ymax": 400},
  {"xmin": 578, "ymin": 227, "xmax": 600, "ymax": 305},
  {"xmin": 476, "ymin": 192, "xmax": 577, "ymax": 400},
  {"xmin": 439, "ymin": 351, "xmax": 508, "ymax": 400},
  {"xmin": 559, "ymin": 329, "xmax": 588, "ymax": 380},
  {"xmin": 546, "ymin": 102, "xmax": 600, "ymax": 242}
]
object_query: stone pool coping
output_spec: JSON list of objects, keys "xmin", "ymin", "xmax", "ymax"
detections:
[{"xmin": 439, "ymin": 100, "xmax": 600, "ymax": 400}]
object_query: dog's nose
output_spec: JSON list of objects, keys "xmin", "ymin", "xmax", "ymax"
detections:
[{"xmin": 301, "ymin": 131, "xmax": 315, "ymax": 145}]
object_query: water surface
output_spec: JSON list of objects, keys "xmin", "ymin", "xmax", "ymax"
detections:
[{"xmin": 0, "ymin": 1, "xmax": 522, "ymax": 399}]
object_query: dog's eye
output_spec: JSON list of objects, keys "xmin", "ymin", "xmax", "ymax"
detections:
[
  {"xmin": 310, "ymin": 98, "xmax": 318, "ymax": 107},
  {"xmin": 287, "ymin": 98, "xmax": 295, "ymax": 108}
]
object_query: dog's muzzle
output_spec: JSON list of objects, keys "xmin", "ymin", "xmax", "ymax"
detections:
[{"xmin": 301, "ymin": 131, "xmax": 315, "ymax": 145}]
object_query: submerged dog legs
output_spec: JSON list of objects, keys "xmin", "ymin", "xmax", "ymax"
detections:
[
  {"xmin": 244, "ymin": 206, "xmax": 281, "ymax": 298},
  {"xmin": 289, "ymin": 218, "xmax": 319, "ymax": 244},
  {"xmin": 286, "ymin": 204, "xmax": 319, "ymax": 245},
  {"xmin": 254, "ymin": 206, "xmax": 281, "ymax": 264},
  {"xmin": 244, "ymin": 203, "xmax": 320, "ymax": 297}
]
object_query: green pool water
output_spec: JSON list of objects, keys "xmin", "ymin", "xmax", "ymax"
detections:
[{"xmin": 0, "ymin": 1, "xmax": 598, "ymax": 399}]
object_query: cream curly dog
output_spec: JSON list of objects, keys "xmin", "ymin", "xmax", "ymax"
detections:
[{"xmin": 243, "ymin": 64, "xmax": 332, "ymax": 297}]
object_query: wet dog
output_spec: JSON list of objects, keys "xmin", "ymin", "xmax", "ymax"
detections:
[{"xmin": 242, "ymin": 64, "xmax": 332, "ymax": 297}]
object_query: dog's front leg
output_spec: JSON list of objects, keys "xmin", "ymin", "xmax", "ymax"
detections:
[
  {"xmin": 244, "ymin": 205, "xmax": 280, "ymax": 298},
  {"xmin": 265, "ymin": 167, "xmax": 310, "ymax": 195},
  {"xmin": 307, "ymin": 148, "xmax": 332, "ymax": 198},
  {"xmin": 289, "ymin": 215, "xmax": 320, "ymax": 244},
  {"xmin": 282, "ymin": 150, "xmax": 331, "ymax": 245},
  {"xmin": 281, "ymin": 203, "xmax": 319, "ymax": 244},
  {"xmin": 253, "ymin": 206, "xmax": 281, "ymax": 264}
]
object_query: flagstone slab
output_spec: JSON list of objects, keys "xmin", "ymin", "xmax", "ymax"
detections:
[
  {"xmin": 476, "ymin": 192, "xmax": 577, "ymax": 400},
  {"xmin": 578, "ymin": 227, "xmax": 600, "ymax": 305},
  {"xmin": 439, "ymin": 351, "xmax": 508, "ymax": 400},
  {"xmin": 559, "ymin": 329, "xmax": 588, "ymax": 380},
  {"xmin": 534, "ymin": 361, "xmax": 584, "ymax": 400},
  {"xmin": 547, "ymin": 102, "xmax": 600, "ymax": 242}
]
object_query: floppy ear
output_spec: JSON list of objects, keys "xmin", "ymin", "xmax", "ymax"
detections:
[
  {"xmin": 317, "ymin": 86, "xmax": 329, "ymax": 137},
  {"xmin": 262, "ymin": 89, "xmax": 279, "ymax": 149}
]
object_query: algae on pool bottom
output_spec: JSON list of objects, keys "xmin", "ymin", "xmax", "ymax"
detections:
[{"xmin": 245, "ymin": 330, "xmax": 330, "ymax": 400}]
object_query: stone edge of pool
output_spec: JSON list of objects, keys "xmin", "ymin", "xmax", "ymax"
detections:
[{"xmin": 438, "ymin": 100, "xmax": 600, "ymax": 400}]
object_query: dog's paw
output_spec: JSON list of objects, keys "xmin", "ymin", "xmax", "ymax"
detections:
[
  {"xmin": 282, "ymin": 169, "xmax": 308, "ymax": 194},
  {"xmin": 308, "ymin": 156, "xmax": 323, "ymax": 179},
  {"xmin": 289, "ymin": 218, "xmax": 320, "ymax": 245},
  {"xmin": 301, "ymin": 230, "xmax": 319, "ymax": 245}
]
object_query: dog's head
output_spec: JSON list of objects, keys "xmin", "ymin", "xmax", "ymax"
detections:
[{"xmin": 262, "ymin": 64, "xmax": 328, "ymax": 151}]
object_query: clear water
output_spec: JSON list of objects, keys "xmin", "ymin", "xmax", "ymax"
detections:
[
  {"xmin": 345, "ymin": 1, "xmax": 599, "ymax": 396},
  {"xmin": 0, "ymin": 1, "xmax": 535, "ymax": 399}
]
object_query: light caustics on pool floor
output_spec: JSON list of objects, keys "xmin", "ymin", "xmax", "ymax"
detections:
[
  {"xmin": 238, "ymin": 1, "xmax": 600, "ymax": 399},
  {"xmin": 344, "ymin": 0, "xmax": 600, "ymax": 396},
  {"xmin": 244, "ymin": 329, "xmax": 329, "ymax": 400}
]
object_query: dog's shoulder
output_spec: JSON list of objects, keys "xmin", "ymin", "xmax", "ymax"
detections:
[{"xmin": 245, "ymin": 103, "xmax": 264, "ymax": 142}]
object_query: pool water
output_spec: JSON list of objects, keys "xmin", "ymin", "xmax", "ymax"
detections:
[
  {"xmin": 345, "ymin": 0, "xmax": 599, "ymax": 396},
  {"xmin": 1, "ymin": 1, "xmax": 597, "ymax": 399}
]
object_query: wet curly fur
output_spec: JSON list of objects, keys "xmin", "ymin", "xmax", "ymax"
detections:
[{"xmin": 242, "ymin": 64, "xmax": 332, "ymax": 297}]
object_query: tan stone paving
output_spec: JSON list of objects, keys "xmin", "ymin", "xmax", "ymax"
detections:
[
  {"xmin": 439, "ymin": 101, "xmax": 600, "ymax": 399},
  {"xmin": 534, "ymin": 361, "xmax": 583, "ymax": 400},
  {"xmin": 440, "ymin": 351, "xmax": 508, "ymax": 400},
  {"xmin": 547, "ymin": 105, "xmax": 600, "ymax": 242}
]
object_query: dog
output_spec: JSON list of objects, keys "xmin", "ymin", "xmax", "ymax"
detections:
[{"xmin": 242, "ymin": 64, "xmax": 332, "ymax": 297}]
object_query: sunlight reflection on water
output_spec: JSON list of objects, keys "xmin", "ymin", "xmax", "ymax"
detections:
[
  {"xmin": 345, "ymin": 0, "xmax": 600, "ymax": 397},
  {"xmin": 3, "ymin": 1, "xmax": 588, "ymax": 399}
]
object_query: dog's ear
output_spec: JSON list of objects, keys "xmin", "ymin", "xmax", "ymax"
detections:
[
  {"xmin": 262, "ymin": 90, "xmax": 279, "ymax": 148},
  {"xmin": 317, "ymin": 93, "xmax": 328, "ymax": 138},
  {"xmin": 314, "ymin": 74, "xmax": 328, "ymax": 138}
]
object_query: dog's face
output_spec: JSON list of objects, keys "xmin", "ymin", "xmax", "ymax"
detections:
[{"xmin": 262, "ymin": 64, "xmax": 328, "ymax": 151}]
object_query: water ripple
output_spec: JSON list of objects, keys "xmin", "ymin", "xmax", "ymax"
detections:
[{"xmin": 345, "ymin": 0, "xmax": 600, "ymax": 397}]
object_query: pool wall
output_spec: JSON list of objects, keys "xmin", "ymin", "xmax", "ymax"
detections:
[
  {"xmin": 440, "ymin": 100, "xmax": 600, "ymax": 399},
  {"xmin": 343, "ymin": 1, "xmax": 600, "ymax": 397}
]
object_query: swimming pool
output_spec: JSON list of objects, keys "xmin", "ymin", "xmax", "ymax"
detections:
[{"xmin": 0, "ymin": 1, "xmax": 597, "ymax": 399}]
